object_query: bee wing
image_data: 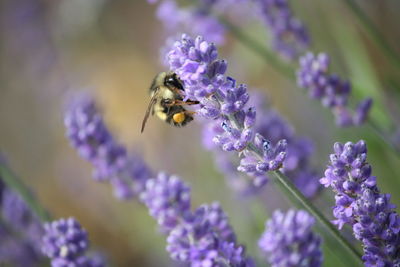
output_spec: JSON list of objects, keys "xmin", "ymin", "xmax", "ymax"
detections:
[{"xmin": 141, "ymin": 89, "xmax": 159, "ymax": 133}]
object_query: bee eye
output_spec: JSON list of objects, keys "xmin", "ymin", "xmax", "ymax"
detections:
[
  {"xmin": 163, "ymin": 99, "xmax": 173, "ymax": 105},
  {"xmin": 165, "ymin": 75, "xmax": 184, "ymax": 90},
  {"xmin": 173, "ymin": 112, "xmax": 185, "ymax": 123}
]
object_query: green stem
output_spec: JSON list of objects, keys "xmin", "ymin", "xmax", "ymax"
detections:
[
  {"xmin": 366, "ymin": 119, "xmax": 400, "ymax": 157},
  {"xmin": 271, "ymin": 170, "xmax": 364, "ymax": 264},
  {"xmin": 0, "ymin": 163, "xmax": 50, "ymax": 222},
  {"xmin": 342, "ymin": 0, "xmax": 400, "ymax": 70}
]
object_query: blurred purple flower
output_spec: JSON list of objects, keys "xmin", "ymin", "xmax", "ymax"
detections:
[
  {"xmin": 141, "ymin": 173, "xmax": 254, "ymax": 266},
  {"xmin": 152, "ymin": 0, "xmax": 308, "ymax": 58},
  {"xmin": 152, "ymin": 0, "xmax": 226, "ymax": 45},
  {"xmin": 167, "ymin": 204, "xmax": 253, "ymax": 266},
  {"xmin": 259, "ymin": 209, "xmax": 323, "ymax": 267},
  {"xmin": 0, "ymin": 238, "xmax": 41, "ymax": 267},
  {"xmin": 2, "ymin": 189, "xmax": 41, "ymax": 233},
  {"xmin": 42, "ymin": 217, "xmax": 105, "ymax": 267},
  {"xmin": 64, "ymin": 93, "xmax": 152, "ymax": 200},
  {"xmin": 167, "ymin": 34, "xmax": 287, "ymax": 190},
  {"xmin": 321, "ymin": 141, "xmax": 400, "ymax": 265},
  {"xmin": 297, "ymin": 52, "xmax": 373, "ymax": 127},
  {"xmin": 254, "ymin": 0, "xmax": 310, "ymax": 60},
  {"xmin": 140, "ymin": 172, "xmax": 191, "ymax": 232},
  {"xmin": 0, "ymin": 185, "xmax": 44, "ymax": 266}
]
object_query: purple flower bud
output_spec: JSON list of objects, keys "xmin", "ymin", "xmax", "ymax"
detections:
[
  {"xmin": 140, "ymin": 173, "xmax": 191, "ymax": 232},
  {"xmin": 0, "ymin": 186, "xmax": 44, "ymax": 265},
  {"xmin": 259, "ymin": 210, "xmax": 323, "ymax": 267},
  {"xmin": 64, "ymin": 93, "xmax": 152, "ymax": 200},
  {"xmin": 297, "ymin": 52, "xmax": 372, "ymax": 127},
  {"xmin": 42, "ymin": 218, "xmax": 104, "ymax": 267},
  {"xmin": 254, "ymin": 0, "xmax": 310, "ymax": 60},
  {"xmin": 244, "ymin": 107, "xmax": 256, "ymax": 128},
  {"xmin": 322, "ymin": 140, "xmax": 400, "ymax": 265}
]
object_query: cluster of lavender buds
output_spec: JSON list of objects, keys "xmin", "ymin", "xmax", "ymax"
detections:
[
  {"xmin": 140, "ymin": 173, "xmax": 191, "ymax": 232},
  {"xmin": 64, "ymin": 93, "xmax": 152, "ymax": 200},
  {"xmin": 320, "ymin": 141, "xmax": 400, "ymax": 266},
  {"xmin": 254, "ymin": 0, "xmax": 310, "ymax": 60},
  {"xmin": 42, "ymin": 217, "xmax": 104, "ymax": 267},
  {"xmin": 140, "ymin": 172, "xmax": 254, "ymax": 266},
  {"xmin": 297, "ymin": 52, "xmax": 373, "ymax": 127},
  {"xmin": 150, "ymin": 0, "xmax": 308, "ymax": 60},
  {"xmin": 258, "ymin": 209, "xmax": 323, "ymax": 267},
  {"xmin": 203, "ymin": 92, "xmax": 320, "ymax": 197},
  {"xmin": 149, "ymin": 0, "xmax": 226, "ymax": 45},
  {"xmin": 167, "ymin": 34, "xmax": 287, "ymax": 184},
  {"xmin": 0, "ymin": 179, "xmax": 44, "ymax": 266},
  {"xmin": 249, "ymin": 95, "xmax": 320, "ymax": 197}
]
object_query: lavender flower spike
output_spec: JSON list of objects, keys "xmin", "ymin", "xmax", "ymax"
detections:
[
  {"xmin": 140, "ymin": 172, "xmax": 191, "ymax": 232},
  {"xmin": 152, "ymin": 0, "xmax": 226, "ymax": 45},
  {"xmin": 321, "ymin": 141, "xmax": 400, "ymax": 266},
  {"xmin": 254, "ymin": 0, "xmax": 310, "ymax": 60},
  {"xmin": 167, "ymin": 204, "xmax": 253, "ymax": 267},
  {"xmin": 167, "ymin": 34, "xmax": 287, "ymax": 188},
  {"xmin": 297, "ymin": 52, "xmax": 373, "ymax": 127},
  {"xmin": 202, "ymin": 92, "xmax": 320, "ymax": 197},
  {"xmin": 259, "ymin": 209, "xmax": 323, "ymax": 267},
  {"xmin": 42, "ymin": 217, "xmax": 104, "ymax": 267},
  {"xmin": 64, "ymin": 93, "xmax": 152, "ymax": 200},
  {"xmin": 0, "ymin": 186, "xmax": 44, "ymax": 265},
  {"xmin": 140, "ymin": 173, "xmax": 254, "ymax": 266}
]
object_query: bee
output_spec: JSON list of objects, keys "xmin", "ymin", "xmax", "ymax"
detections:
[{"xmin": 141, "ymin": 72, "xmax": 199, "ymax": 133}]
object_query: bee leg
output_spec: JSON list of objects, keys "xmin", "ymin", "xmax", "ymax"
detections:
[
  {"xmin": 184, "ymin": 100, "xmax": 200, "ymax": 105},
  {"xmin": 166, "ymin": 100, "xmax": 199, "ymax": 107},
  {"xmin": 170, "ymin": 87, "xmax": 185, "ymax": 97},
  {"xmin": 184, "ymin": 110, "xmax": 196, "ymax": 116}
]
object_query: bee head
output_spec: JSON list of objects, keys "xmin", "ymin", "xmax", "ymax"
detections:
[{"xmin": 165, "ymin": 72, "xmax": 184, "ymax": 90}]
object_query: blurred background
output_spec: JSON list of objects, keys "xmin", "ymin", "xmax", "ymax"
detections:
[{"xmin": 1, "ymin": 0, "xmax": 400, "ymax": 266}]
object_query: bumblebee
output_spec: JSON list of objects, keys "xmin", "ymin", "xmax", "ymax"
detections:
[{"xmin": 141, "ymin": 72, "xmax": 199, "ymax": 133}]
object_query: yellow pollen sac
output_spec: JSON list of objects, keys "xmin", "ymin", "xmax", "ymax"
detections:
[{"xmin": 173, "ymin": 112, "xmax": 186, "ymax": 123}]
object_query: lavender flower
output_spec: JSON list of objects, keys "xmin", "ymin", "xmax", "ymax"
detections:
[
  {"xmin": 2, "ymin": 189, "xmax": 41, "ymax": 233},
  {"xmin": 167, "ymin": 34, "xmax": 287, "ymax": 188},
  {"xmin": 140, "ymin": 173, "xmax": 254, "ymax": 266},
  {"xmin": 250, "ymin": 94, "xmax": 320, "ymax": 197},
  {"xmin": 254, "ymin": 0, "xmax": 310, "ymax": 60},
  {"xmin": 0, "ymin": 186, "xmax": 44, "ymax": 266},
  {"xmin": 64, "ymin": 93, "xmax": 152, "ymax": 200},
  {"xmin": 42, "ymin": 217, "xmax": 104, "ymax": 267},
  {"xmin": 152, "ymin": 0, "xmax": 226, "ymax": 45},
  {"xmin": 140, "ymin": 172, "xmax": 191, "ymax": 232},
  {"xmin": 201, "ymin": 81, "xmax": 319, "ymax": 197},
  {"xmin": 259, "ymin": 209, "xmax": 323, "ymax": 267},
  {"xmin": 297, "ymin": 52, "xmax": 373, "ymax": 127},
  {"xmin": 153, "ymin": 0, "xmax": 308, "ymax": 59},
  {"xmin": 320, "ymin": 141, "xmax": 400, "ymax": 266},
  {"xmin": 0, "ymin": 238, "xmax": 41, "ymax": 267},
  {"xmin": 167, "ymin": 204, "xmax": 251, "ymax": 266}
]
